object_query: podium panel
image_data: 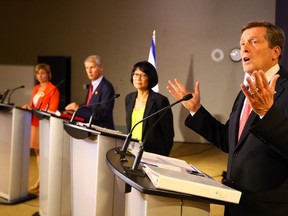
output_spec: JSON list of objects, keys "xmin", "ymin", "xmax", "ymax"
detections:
[
  {"xmin": 0, "ymin": 106, "xmax": 32, "ymax": 203},
  {"xmin": 125, "ymin": 186, "xmax": 209, "ymax": 216},
  {"xmin": 182, "ymin": 200, "xmax": 210, "ymax": 216},
  {"xmin": 38, "ymin": 115, "xmax": 71, "ymax": 216},
  {"xmin": 39, "ymin": 118, "xmax": 50, "ymax": 215},
  {"xmin": 106, "ymin": 148, "xmax": 240, "ymax": 216},
  {"xmin": 70, "ymin": 134, "xmax": 125, "ymax": 216}
]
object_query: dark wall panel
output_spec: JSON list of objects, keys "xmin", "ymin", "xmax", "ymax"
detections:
[
  {"xmin": 276, "ymin": 0, "xmax": 288, "ymax": 69},
  {"xmin": 37, "ymin": 56, "xmax": 71, "ymax": 111}
]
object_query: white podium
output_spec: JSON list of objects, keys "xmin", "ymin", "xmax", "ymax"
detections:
[
  {"xmin": 0, "ymin": 104, "xmax": 35, "ymax": 204},
  {"xmin": 34, "ymin": 110, "xmax": 72, "ymax": 216},
  {"xmin": 106, "ymin": 148, "xmax": 241, "ymax": 216},
  {"xmin": 126, "ymin": 188, "xmax": 210, "ymax": 216},
  {"xmin": 63, "ymin": 122, "xmax": 126, "ymax": 216}
]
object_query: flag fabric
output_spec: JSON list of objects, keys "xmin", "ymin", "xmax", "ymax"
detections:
[{"xmin": 148, "ymin": 30, "xmax": 159, "ymax": 92}]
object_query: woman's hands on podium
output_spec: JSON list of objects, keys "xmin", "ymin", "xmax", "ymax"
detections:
[{"xmin": 22, "ymin": 104, "xmax": 32, "ymax": 110}]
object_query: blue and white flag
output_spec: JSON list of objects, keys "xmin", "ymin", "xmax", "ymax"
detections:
[{"xmin": 148, "ymin": 30, "xmax": 159, "ymax": 92}]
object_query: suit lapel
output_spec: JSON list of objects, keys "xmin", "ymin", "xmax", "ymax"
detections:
[
  {"xmin": 142, "ymin": 92, "xmax": 155, "ymax": 134},
  {"xmin": 93, "ymin": 78, "xmax": 104, "ymax": 99},
  {"xmin": 229, "ymin": 91, "xmax": 244, "ymax": 143},
  {"xmin": 237, "ymin": 111, "xmax": 257, "ymax": 145},
  {"xmin": 88, "ymin": 78, "xmax": 106, "ymax": 104},
  {"xmin": 126, "ymin": 92, "xmax": 137, "ymax": 132},
  {"xmin": 236, "ymin": 67, "xmax": 288, "ymax": 147},
  {"xmin": 273, "ymin": 69, "xmax": 288, "ymax": 102}
]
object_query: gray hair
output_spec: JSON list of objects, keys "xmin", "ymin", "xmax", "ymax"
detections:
[{"xmin": 84, "ymin": 55, "xmax": 103, "ymax": 66}]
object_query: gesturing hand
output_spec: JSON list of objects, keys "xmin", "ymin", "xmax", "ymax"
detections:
[
  {"xmin": 241, "ymin": 70, "xmax": 279, "ymax": 116},
  {"xmin": 167, "ymin": 79, "xmax": 201, "ymax": 113}
]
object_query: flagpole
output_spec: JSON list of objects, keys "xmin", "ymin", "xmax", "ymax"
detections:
[{"xmin": 149, "ymin": 30, "xmax": 159, "ymax": 92}]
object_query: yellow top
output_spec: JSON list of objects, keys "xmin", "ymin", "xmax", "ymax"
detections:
[{"xmin": 131, "ymin": 106, "xmax": 145, "ymax": 141}]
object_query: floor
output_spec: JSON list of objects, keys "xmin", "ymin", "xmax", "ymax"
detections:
[{"xmin": 0, "ymin": 142, "xmax": 228, "ymax": 216}]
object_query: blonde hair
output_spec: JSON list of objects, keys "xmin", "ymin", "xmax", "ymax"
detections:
[{"xmin": 34, "ymin": 63, "xmax": 52, "ymax": 80}]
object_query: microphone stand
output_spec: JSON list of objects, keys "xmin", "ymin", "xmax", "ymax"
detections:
[
  {"xmin": 116, "ymin": 103, "xmax": 175, "ymax": 157},
  {"xmin": 44, "ymin": 80, "xmax": 65, "ymax": 112},
  {"xmin": 6, "ymin": 85, "xmax": 25, "ymax": 105},
  {"xmin": 0, "ymin": 89, "xmax": 9, "ymax": 103},
  {"xmin": 70, "ymin": 93, "xmax": 120, "ymax": 124},
  {"xmin": 69, "ymin": 106, "xmax": 83, "ymax": 123},
  {"xmin": 124, "ymin": 107, "xmax": 171, "ymax": 176},
  {"xmin": 64, "ymin": 94, "xmax": 120, "ymax": 140},
  {"xmin": 87, "ymin": 94, "xmax": 120, "ymax": 128},
  {"xmin": 33, "ymin": 80, "xmax": 64, "ymax": 120},
  {"xmin": 118, "ymin": 93, "xmax": 193, "ymax": 176}
]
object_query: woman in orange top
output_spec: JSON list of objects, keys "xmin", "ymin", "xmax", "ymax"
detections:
[{"xmin": 22, "ymin": 63, "xmax": 60, "ymax": 192}]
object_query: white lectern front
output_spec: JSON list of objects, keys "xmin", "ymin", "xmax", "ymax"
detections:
[
  {"xmin": 106, "ymin": 148, "xmax": 241, "ymax": 216},
  {"xmin": 0, "ymin": 104, "xmax": 35, "ymax": 204},
  {"xmin": 33, "ymin": 110, "xmax": 72, "ymax": 216},
  {"xmin": 64, "ymin": 122, "xmax": 126, "ymax": 216}
]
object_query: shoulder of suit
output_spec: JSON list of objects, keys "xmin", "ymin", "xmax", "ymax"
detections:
[
  {"xmin": 101, "ymin": 76, "xmax": 115, "ymax": 87},
  {"xmin": 126, "ymin": 91, "xmax": 137, "ymax": 100},
  {"xmin": 278, "ymin": 66, "xmax": 288, "ymax": 79},
  {"xmin": 149, "ymin": 91, "xmax": 167, "ymax": 100},
  {"xmin": 47, "ymin": 81, "xmax": 55, "ymax": 88}
]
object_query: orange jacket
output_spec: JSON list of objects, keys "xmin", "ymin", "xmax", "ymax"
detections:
[{"xmin": 29, "ymin": 82, "xmax": 60, "ymax": 126}]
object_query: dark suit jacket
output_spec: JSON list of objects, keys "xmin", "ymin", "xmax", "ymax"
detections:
[
  {"xmin": 185, "ymin": 67, "xmax": 288, "ymax": 216},
  {"xmin": 125, "ymin": 90, "xmax": 174, "ymax": 156},
  {"xmin": 77, "ymin": 77, "xmax": 115, "ymax": 129}
]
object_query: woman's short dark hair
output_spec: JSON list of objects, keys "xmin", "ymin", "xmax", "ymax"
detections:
[{"xmin": 130, "ymin": 61, "xmax": 158, "ymax": 89}]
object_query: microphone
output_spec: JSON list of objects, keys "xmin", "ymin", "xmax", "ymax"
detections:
[
  {"xmin": 70, "ymin": 93, "xmax": 120, "ymax": 124},
  {"xmin": 6, "ymin": 85, "xmax": 25, "ymax": 105},
  {"xmin": 44, "ymin": 80, "xmax": 65, "ymax": 111},
  {"xmin": 119, "ymin": 93, "xmax": 193, "ymax": 155},
  {"xmin": 37, "ymin": 80, "xmax": 65, "ymax": 110},
  {"xmin": 87, "ymin": 93, "xmax": 120, "ymax": 127},
  {"xmin": 0, "ymin": 89, "xmax": 9, "ymax": 103},
  {"xmin": 119, "ymin": 93, "xmax": 193, "ymax": 176}
]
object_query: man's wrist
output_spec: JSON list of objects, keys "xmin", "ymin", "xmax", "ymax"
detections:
[{"xmin": 190, "ymin": 105, "xmax": 201, "ymax": 116}]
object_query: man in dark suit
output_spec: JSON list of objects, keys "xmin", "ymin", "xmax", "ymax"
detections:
[
  {"xmin": 65, "ymin": 55, "xmax": 115, "ymax": 129},
  {"xmin": 167, "ymin": 21, "xmax": 288, "ymax": 215}
]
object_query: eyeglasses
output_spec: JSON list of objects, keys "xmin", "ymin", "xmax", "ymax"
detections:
[{"xmin": 133, "ymin": 73, "xmax": 147, "ymax": 79}]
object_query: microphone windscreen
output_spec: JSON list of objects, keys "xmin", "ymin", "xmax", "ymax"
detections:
[{"xmin": 183, "ymin": 93, "xmax": 193, "ymax": 101}]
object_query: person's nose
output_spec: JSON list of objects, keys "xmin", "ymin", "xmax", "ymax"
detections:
[{"xmin": 241, "ymin": 42, "xmax": 250, "ymax": 53}]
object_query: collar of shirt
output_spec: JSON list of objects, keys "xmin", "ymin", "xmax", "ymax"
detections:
[
  {"xmin": 243, "ymin": 64, "xmax": 280, "ymax": 87},
  {"xmin": 242, "ymin": 64, "xmax": 280, "ymax": 118},
  {"xmin": 91, "ymin": 75, "xmax": 104, "ymax": 92},
  {"xmin": 265, "ymin": 64, "xmax": 280, "ymax": 82}
]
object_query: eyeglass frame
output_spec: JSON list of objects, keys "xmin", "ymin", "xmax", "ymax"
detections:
[{"xmin": 132, "ymin": 72, "xmax": 148, "ymax": 79}]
